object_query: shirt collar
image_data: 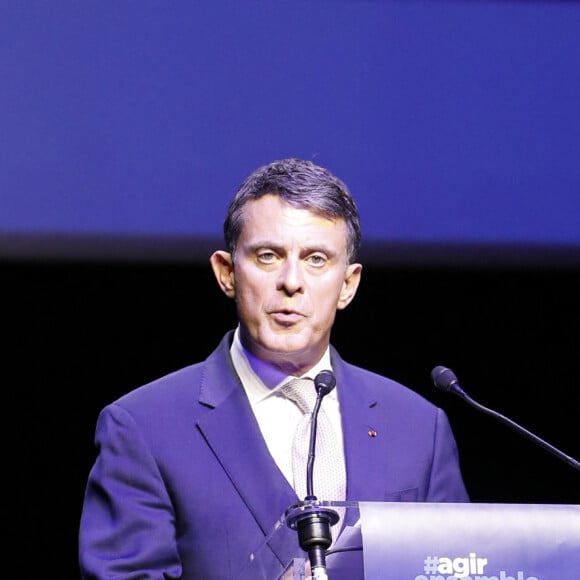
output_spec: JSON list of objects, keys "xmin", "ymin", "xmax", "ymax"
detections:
[{"xmin": 230, "ymin": 326, "xmax": 335, "ymax": 402}]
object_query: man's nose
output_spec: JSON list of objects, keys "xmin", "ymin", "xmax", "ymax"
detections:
[{"xmin": 277, "ymin": 258, "xmax": 304, "ymax": 293}]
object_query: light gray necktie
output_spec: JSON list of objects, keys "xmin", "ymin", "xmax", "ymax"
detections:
[{"xmin": 282, "ymin": 377, "xmax": 346, "ymax": 508}]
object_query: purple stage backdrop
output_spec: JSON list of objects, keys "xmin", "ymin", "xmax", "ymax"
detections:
[{"xmin": 1, "ymin": 1, "xmax": 579, "ymax": 265}]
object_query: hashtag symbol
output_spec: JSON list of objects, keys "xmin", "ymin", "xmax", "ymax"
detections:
[{"xmin": 423, "ymin": 555, "xmax": 439, "ymax": 574}]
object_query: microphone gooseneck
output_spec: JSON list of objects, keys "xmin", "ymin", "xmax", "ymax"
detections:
[
  {"xmin": 285, "ymin": 369, "xmax": 340, "ymax": 580},
  {"xmin": 305, "ymin": 370, "xmax": 337, "ymax": 499},
  {"xmin": 431, "ymin": 365, "xmax": 580, "ymax": 471}
]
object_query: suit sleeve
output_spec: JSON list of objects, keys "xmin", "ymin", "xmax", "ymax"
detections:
[
  {"xmin": 427, "ymin": 408, "xmax": 470, "ymax": 502},
  {"xmin": 79, "ymin": 403, "xmax": 182, "ymax": 579}
]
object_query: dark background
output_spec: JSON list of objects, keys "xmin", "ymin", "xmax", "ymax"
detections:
[{"xmin": 4, "ymin": 257, "xmax": 579, "ymax": 578}]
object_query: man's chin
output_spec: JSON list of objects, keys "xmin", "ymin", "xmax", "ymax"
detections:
[{"xmin": 257, "ymin": 328, "xmax": 311, "ymax": 354}]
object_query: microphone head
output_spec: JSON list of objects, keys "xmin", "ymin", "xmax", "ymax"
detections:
[
  {"xmin": 314, "ymin": 370, "xmax": 336, "ymax": 397},
  {"xmin": 431, "ymin": 365, "xmax": 459, "ymax": 392}
]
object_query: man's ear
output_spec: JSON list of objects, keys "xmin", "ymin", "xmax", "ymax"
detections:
[
  {"xmin": 210, "ymin": 250, "xmax": 236, "ymax": 299},
  {"xmin": 337, "ymin": 262, "xmax": 362, "ymax": 310}
]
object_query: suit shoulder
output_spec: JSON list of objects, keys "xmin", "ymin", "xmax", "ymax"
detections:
[
  {"xmin": 110, "ymin": 330, "xmax": 236, "ymax": 411},
  {"xmin": 113, "ymin": 361, "xmax": 205, "ymax": 410}
]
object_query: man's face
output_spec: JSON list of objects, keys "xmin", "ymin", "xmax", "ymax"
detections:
[{"xmin": 212, "ymin": 194, "xmax": 362, "ymax": 375}]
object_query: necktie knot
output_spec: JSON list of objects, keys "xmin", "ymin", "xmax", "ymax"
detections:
[{"xmin": 282, "ymin": 378, "xmax": 317, "ymax": 414}]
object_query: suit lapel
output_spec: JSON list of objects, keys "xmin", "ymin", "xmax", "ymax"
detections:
[
  {"xmin": 196, "ymin": 335, "xmax": 300, "ymax": 563},
  {"xmin": 333, "ymin": 354, "xmax": 397, "ymax": 507}
]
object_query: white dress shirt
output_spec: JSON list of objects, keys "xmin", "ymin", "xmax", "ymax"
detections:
[{"xmin": 229, "ymin": 326, "xmax": 345, "ymax": 489}]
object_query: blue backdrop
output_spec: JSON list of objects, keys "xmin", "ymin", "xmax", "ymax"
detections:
[{"xmin": 1, "ymin": 0, "xmax": 579, "ymax": 264}]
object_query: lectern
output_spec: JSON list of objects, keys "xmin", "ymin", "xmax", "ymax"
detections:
[{"xmin": 236, "ymin": 501, "xmax": 580, "ymax": 579}]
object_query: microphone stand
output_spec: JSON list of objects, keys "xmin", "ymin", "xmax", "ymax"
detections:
[
  {"xmin": 432, "ymin": 365, "xmax": 580, "ymax": 471},
  {"xmin": 285, "ymin": 372, "xmax": 340, "ymax": 580}
]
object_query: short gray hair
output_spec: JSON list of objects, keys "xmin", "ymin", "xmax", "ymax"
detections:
[{"xmin": 223, "ymin": 158, "xmax": 362, "ymax": 263}]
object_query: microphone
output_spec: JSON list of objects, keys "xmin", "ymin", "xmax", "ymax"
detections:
[
  {"xmin": 314, "ymin": 369, "xmax": 336, "ymax": 398},
  {"xmin": 431, "ymin": 365, "xmax": 580, "ymax": 471},
  {"xmin": 286, "ymin": 370, "xmax": 340, "ymax": 580},
  {"xmin": 306, "ymin": 370, "xmax": 337, "ymax": 499}
]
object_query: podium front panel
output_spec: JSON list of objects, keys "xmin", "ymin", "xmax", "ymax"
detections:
[{"xmin": 359, "ymin": 502, "xmax": 580, "ymax": 580}]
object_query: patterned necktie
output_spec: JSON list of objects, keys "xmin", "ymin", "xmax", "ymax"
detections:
[{"xmin": 282, "ymin": 378, "xmax": 346, "ymax": 510}]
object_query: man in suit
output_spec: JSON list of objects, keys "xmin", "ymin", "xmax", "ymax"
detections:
[{"xmin": 79, "ymin": 158, "xmax": 469, "ymax": 579}]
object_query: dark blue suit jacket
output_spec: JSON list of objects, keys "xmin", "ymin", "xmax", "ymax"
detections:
[{"xmin": 79, "ymin": 330, "xmax": 469, "ymax": 579}]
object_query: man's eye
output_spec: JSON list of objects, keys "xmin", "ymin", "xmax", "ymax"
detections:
[
  {"xmin": 308, "ymin": 254, "xmax": 327, "ymax": 266},
  {"xmin": 258, "ymin": 251, "xmax": 276, "ymax": 263}
]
